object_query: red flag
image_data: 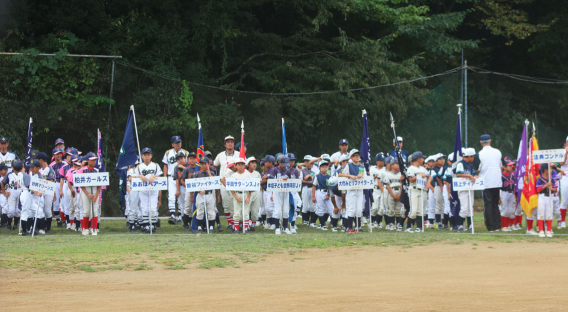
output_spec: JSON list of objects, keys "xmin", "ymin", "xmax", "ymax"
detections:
[
  {"xmin": 239, "ymin": 120, "xmax": 245, "ymax": 160},
  {"xmin": 521, "ymin": 136, "xmax": 539, "ymax": 216}
]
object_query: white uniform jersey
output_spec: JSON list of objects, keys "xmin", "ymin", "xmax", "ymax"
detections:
[
  {"xmin": 0, "ymin": 151, "xmax": 19, "ymax": 173},
  {"xmin": 370, "ymin": 165, "xmax": 383, "ymax": 186},
  {"xmin": 214, "ymin": 151, "xmax": 237, "ymax": 179},
  {"xmin": 162, "ymin": 148, "xmax": 189, "ymax": 176},
  {"xmin": 407, "ymin": 165, "xmax": 429, "ymax": 188},
  {"xmin": 39, "ymin": 166, "xmax": 56, "ymax": 181},
  {"xmin": 383, "ymin": 171, "xmax": 402, "ymax": 190},
  {"xmin": 135, "ymin": 162, "xmax": 163, "ymax": 177},
  {"xmin": 127, "ymin": 167, "xmax": 136, "ymax": 189}
]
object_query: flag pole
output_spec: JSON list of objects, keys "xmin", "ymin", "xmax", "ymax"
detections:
[
  {"xmin": 130, "ymin": 105, "xmax": 142, "ymax": 159},
  {"xmin": 241, "ymin": 120, "xmax": 246, "ymax": 234}
]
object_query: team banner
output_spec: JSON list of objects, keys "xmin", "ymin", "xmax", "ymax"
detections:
[
  {"xmin": 267, "ymin": 179, "xmax": 302, "ymax": 192},
  {"xmin": 453, "ymin": 177, "xmax": 485, "ymax": 191},
  {"xmin": 225, "ymin": 177, "xmax": 261, "ymax": 191},
  {"xmin": 337, "ymin": 176, "xmax": 374, "ymax": 190},
  {"xmin": 130, "ymin": 177, "xmax": 168, "ymax": 191},
  {"xmin": 73, "ymin": 172, "xmax": 110, "ymax": 187},
  {"xmin": 30, "ymin": 176, "xmax": 55, "ymax": 196},
  {"xmin": 532, "ymin": 149, "xmax": 565, "ymax": 164},
  {"xmin": 416, "ymin": 175, "xmax": 427, "ymax": 190},
  {"xmin": 185, "ymin": 176, "xmax": 221, "ymax": 193}
]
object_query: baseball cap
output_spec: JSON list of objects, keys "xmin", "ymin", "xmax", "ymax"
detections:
[
  {"xmin": 260, "ymin": 160, "xmax": 265, "ymax": 166},
  {"xmin": 287, "ymin": 153, "xmax": 296, "ymax": 161},
  {"xmin": 171, "ymin": 135, "xmax": 182, "ymax": 143},
  {"xmin": 349, "ymin": 149, "xmax": 360, "ymax": 157},
  {"xmin": 320, "ymin": 154, "xmax": 331, "ymax": 161},
  {"xmin": 374, "ymin": 153, "xmax": 384, "ymax": 162},
  {"xmin": 235, "ymin": 142, "xmax": 248, "ymax": 149},
  {"xmin": 54, "ymin": 138, "xmax": 64, "ymax": 145},
  {"xmin": 176, "ymin": 152, "xmax": 187, "ymax": 159},
  {"xmin": 319, "ymin": 160, "xmax": 329, "ymax": 166},
  {"xmin": 393, "ymin": 136, "xmax": 403, "ymax": 143},
  {"xmin": 52, "ymin": 147, "xmax": 64, "ymax": 155},
  {"xmin": 205, "ymin": 151, "xmax": 212, "ymax": 157},
  {"xmin": 280, "ymin": 156, "xmax": 290, "ymax": 167},
  {"xmin": 85, "ymin": 152, "xmax": 98, "ymax": 160},
  {"xmin": 199, "ymin": 156, "xmax": 210, "ymax": 164},
  {"xmin": 480, "ymin": 134, "xmax": 491, "ymax": 141},
  {"xmin": 339, "ymin": 154, "xmax": 349, "ymax": 162},
  {"xmin": 426, "ymin": 156, "xmax": 435, "ymax": 162},
  {"xmin": 29, "ymin": 159, "xmax": 41, "ymax": 168},
  {"xmin": 0, "ymin": 136, "xmax": 8, "ymax": 143},
  {"xmin": 303, "ymin": 155, "xmax": 312, "ymax": 161},
  {"xmin": 37, "ymin": 152, "xmax": 48, "ymax": 161},
  {"xmin": 436, "ymin": 153, "xmax": 446, "ymax": 160},
  {"xmin": 448, "ymin": 152, "xmax": 454, "ymax": 161},
  {"xmin": 262, "ymin": 155, "xmax": 276, "ymax": 163},
  {"xmin": 224, "ymin": 135, "xmax": 235, "ymax": 142},
  {"xmin": 245, "ymin": 157, "xmax": 257, "ymax": 165},
  {"xmin": 141, "ymin": 147, "xmax": 152, "ymax": 154},
  {"xmin": 0, "ymin": 163, "xmax": 7, "ymax": 170},
  {"xmin": 187, "ymin": 151, "xmax": 196, "ymax": 158},
  {"xmin": 65, "ymin": 147, "xmax": 74, "ymax": 155},
  {"xmin": 411, "ymin": 151, "xmax": 426, "ymax": 160},
  {"xmin": 505, "ymin": 158, "xmax": 516, "ymax": 166},
  {"xmin": 235, "ymin": 158, "xmax": 246, "ymax": 164},
  {"xmin": 408, "ymin": 155, "xmax": 413, "ymax": 163},
  {"xmin": 339, "ymin": 139, "xmax": 349, "ymax": 145},
  {"xmin": 12, "ymin": 161, "xmax": 23, "ymax": 171},
  {"xmin": 389, "ymin": 158, "xmax": 398, "ymax": 165},
  {"xmin": 227, "ymin": 162, "xmax": 235, "ymax": 169},
  {"xmin": 463, "ymin": 148, "xmax": 476, "ymax": 157}
]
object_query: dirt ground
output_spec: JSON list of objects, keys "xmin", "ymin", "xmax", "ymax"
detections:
[{"xmin": 2, "ymin": 241, "xmax": 567, "ymax": 311}]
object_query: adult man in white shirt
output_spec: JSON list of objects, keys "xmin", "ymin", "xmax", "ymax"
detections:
[
  {"xmin": 330, "ymin": 139, "xmax": 349, "ymax": 166},
  {"xmin": 478, "ymin": 134, "xmax": 503, "ymax": 232},
  {"xmin": 214, "ymin": 135, "xmax": 236, "ymax": 227}
]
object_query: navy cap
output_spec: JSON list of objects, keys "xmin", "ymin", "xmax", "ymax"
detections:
[
  {"xmin": 262, "ymin": 155, "xmax": 276, "ymax": 163},
  {"xmin": 280, "ymin": 156, "xmax": 290, "ymax": 167},
  {"xmin": 30, "ymin": 150, "xmax": 38, "ymax": 158},
  {"xmin": 141, "ymin": 147, "xmax": 152, "ymax": 154},
  {"xmin": 374, "ymin": 153, "xmax": 384, "ymax": 162},
  {"xmin": 287, "ymin": 153, "xmax": 296, "ymax": 161},
  {"xmin": 85, "ymin": 152, "xmax": 97, "ymax": 160},
  {"xmin": 480, "ymin": 134, "xmax": 491, "ymax": 141},
  {"xmin": 29, "ymin": 159, "xmax": 41, "ymax": 168},
  {"xmin": 171, "ymin": 135, "xmax": 182, "ymax": 143},
  {"xmin": 12, "ymin": 161, "xmax": 23, "ymax": 171},
  {"xmin": 0, "ymin": 136, "xmax": 8, "ymax": 143},
  {"xmin": 205, "ymin": 151, "xmax": 212, "ymax": 157},
  {"xmin": 37, "ymin": 152, "xmax": 48, "ymax": 161},
  {"xmin": 0, "ymin": 163, "xmax": 7, "ymax": 170},
  {"xmin": 176, "ymin": 152, "xmax": 187, "ymax": 159},
  {"xmin": 260, "ymin": 160, "xmax": 265, "ymax": 166},
  {"xmin": 384, "ymin": 156, "xmax": 393, "ymax": 164},
  {"xmin": 235, "ymin": 142, "xmax": 248, "ymax": 149},
  {"xmin": 339, "ymin": 139, "xmax": 349, "ymax": 145},
  {"xmin": 187, "ymin": 151, "xmax": 196, "ymax": 158},
  {"xmin": 199, "ymin": 156, "xmax": 210, "ymax": 164},
  {"xmin": 52, "ymin": 147, "xmax": 64, "ymax": 155},
  {"xmin": 54, "ymin": 138, "xmax": 64, "ymax": 145},
  {"xmin": 411, "ymin": 151, "xmax": 426, "ymax": 160}
]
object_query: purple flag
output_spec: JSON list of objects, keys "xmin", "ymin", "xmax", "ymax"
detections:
[
  {"xmin": 515, "ymin": 121, "xmax": 529, "ymax": 205},
  {"xmin": 360, "ymin": 110, "xmax": 372, "ymax": 217}
]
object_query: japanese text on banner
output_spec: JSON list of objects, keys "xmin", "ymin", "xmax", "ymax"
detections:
[
  {"xmin": 73, "ymin": 172, "xmax": 110, "ymax": 187},
  {"xmin": 266, "ymin": 179, "xmax": 302, "ymax": 192},
  {"xmin": 30, "ymin": 176, "xmax": 56, "ymax": 196},
  {"xmin": 532, "ymin": 149, "xmax": 565, "ymax": 164},
  {"xmin": 131, "ymin": 177, "xmax": 168, "ymax": 191},
  {"xmin": 337, "ymin": 176, "xmax": 374, "ymax": 190},
  {"xmin": 453, "ymin": 177, "xmax": 485, "ymax": 191},
  {"xmin": 225, "ymin": 178, "xmax": 261, "ymax": 191},
  {"xmin": 185, "ymin": 176, "xmax": 221, "ymax": 192}
]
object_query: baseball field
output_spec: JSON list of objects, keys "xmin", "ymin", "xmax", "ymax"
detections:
[{"xmin": 2, "ymin": 208, "xmax": 568, "ymax": 311}]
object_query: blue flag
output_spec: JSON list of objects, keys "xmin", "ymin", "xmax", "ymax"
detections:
[
  {"xmin": 24, "ymin": 117, "xmax": 33, "ymax": 166},
  {"xmin": 116, "ymin": 108, "xmax": 138, "ymax": 214},
  {"xmin": 450, "ymin": 110, "xmax": 463, "ymax": 221},
  {"xmin": 360, "ymin": 110, "xmax": 373, "ymax": 218}
]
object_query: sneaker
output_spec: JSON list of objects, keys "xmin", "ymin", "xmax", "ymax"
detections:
[
  {"xmin": 263, "ymin": 223, "xmax": 270, "ymax": 230},
  {"xmin": 426, "ymin": 222, "xmax": 434, "ymax": 229},
  {"xmin": 275, "ymin": 228, "xmax": 281, "ymax": 235},
  {"xmin": 405, "ymin": 228, "xmax": 414, "ymax": 233},
  {"xmin": 310, "ymin": 223, "xmax": 317, "ymax": 228},
  {"xmin": 91, "ymin": 229, "xmax": 98, "ymax": 236},
  {"xmin": 501, "ymin": 227, "xmax": 511, "ymax": 232},
  {"xmin": 57, "ymin": 220, "xmax": 63, "ymax": 228},
  {"xmin": 66, "ymin": 223, "xmax": 71, "ymax": 230},
  {"xmin": 38, "ymin": 229, "xmax": 45, "ymax": 235},
  {"xmin": 332, "ymin": 227, "xmax": 338, "ymax": 232},
  {"xmin": 209, "ymin": 226, "xmax": 214, "ymax": 233},
  {"xmin": 361, "ymin": 217, "xmax": 368, "ymax": 224},
  {"xmin": 130, "ymin": 226, "xmax": 138, "ymax": 233},
  {"xmin": 458, "ymin": 226, "xmax": 465, "ymax": 233},
  {"xmin": 378, "ymin": 223, "xmax": 383, "ymax": 229},
  {"xmin": 217, "ymin": 224, "xmax": 224, "ymax": 232},
  {"xmin": 284, "ymin": 228, "xmax": 292, "ymax": 235},
  {"xmin": 494, "ymin": 229, "xmax": 499, "ymax": 232},
  {"xmin": 562, "ymin": 221, "xmax": 566, "ymax": 229},
  {"xmin": 396, "ymin": 225, "xmax": 402, "ymax": 232},
  {"xmin": 176, "ymin": 219, "xmax": 182, "ymax": 225},
  {"xmin": 340, "ymin": 227, "xmax": 345, "ymax": 233},
  {"xmin": 82, "ymin": 229, "xmax": 89, "ymax": 236},
  {"xmin": 538, "ymin": 231, "xmax": 545, "ymax": 238},
  {"xmin": 269, "ymin": 224, "xmax": 276, "ymax": 230},
  {"xmin": 558, "ymin": 223, "xmax": 563, "ymax": 230},
  {"xmin": 527, "ymin": 229, "xmax": 538, "ymax": 235},
  {"xmin": 232, "ymin": 229, "xmax": 239, "ymax": 234},
  {"xmin": 168, "ymin": 217, "xmax": 176, "ymax": 225},
  {"xmin": 303, "ymin": 221, "xmax": 309, "ymax": 225},
  {"xmin": 389, "ymin": 223, "xmax": 395, "ymax": 231},
  {"xmin": 415, "ymin": 228, "xmax": 421, "ymax": 233},
  {"xmin": 196, "ymin": 226, "xmax": 203, "ymax": 234},
  {"xmin": 321, "ymin": 226, "xmax": 327, "ymax": 231},
  {"xmin": 437, "ymin": 223, "xmax": 443, "ymax": 229},
  {"xmin": 546, "ymin": 231, "xmax": 553, "ymax": 238},
  {"xmin": 290, "ymin": 227, "xmax": 297, "ymax": 234},
  {"xmin": 316, "ymin": 224, "xmax": 322, "ymax": 230},
  {"xmin": 249, "ymin": 226, "xmax": 255, "ymax": 232}
]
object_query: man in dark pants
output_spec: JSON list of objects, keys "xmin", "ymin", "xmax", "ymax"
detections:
[{"xmin": 478, "ymin": 134, "xmax": 503, "ymax": 232}]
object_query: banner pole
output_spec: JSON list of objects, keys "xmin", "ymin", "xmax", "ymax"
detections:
[
  {"xmin": 469, "ymin": 190, "xmax": 474, "ymax": 234},
  {"xmin": 149, "ymin": 190, "xmax": 152, "ymax": 235},
  {"xmin": 32, "ymin": 197, "xmax": 39, "ymax": 237},
  {"xmin": 243, "ymin": 191, "xmax": 246, "ymax": 234},
  {"xmin": 421, "ymin": 188, "xmax": 425, "ymax": 233},
  {"xmin": 204, "ymin": 194, "xmax": 210, "ymax": 234}
]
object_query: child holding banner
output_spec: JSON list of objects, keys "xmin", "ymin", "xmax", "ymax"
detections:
[
  {"xmin": 80, "ymin": 153, "xmax": 103, "ymax": 236},
  {"xmin": 536, "ymin": 164, "xmax": 557, "ymax": 238},
  {"xmin": 406, "ymin": 152, "xmax": 428, "ymax": 233},
  {"xmin": 246, "ymin": 157, "xmax": 262, "ymax": 232},
  {"xmin": 499, "ymin": 157, "xmax": 516, "ymax": 232},
  {"xmin": 455, "ymin": 148, "xmax": 478, "ymax": 233},
  {"xmin": 134, "ymin": 148, "xmax": 162, "ymax": 234},
  {"xmin": 37, "ymin": 152, "xmax": 56, "ymax": 232},
  {"xmin": 229, "ymin": 158, "xmax": 251, "ymax": 234},
  {"xmin": 338, "ymin": 149, "xmax": 366, "ymax": 233},
  {"xmin": 189, "ymin": 157, "xmax": 216, "ymax": 234},
  {"xmin": 312, "ymin": 160, "xmax": 332, "ymax": 231}
]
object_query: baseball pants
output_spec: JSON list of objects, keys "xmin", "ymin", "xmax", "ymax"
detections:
[
  {"xmin": 443, "ymin": 186, "xmax": 451, "ymax": 215},
  {"xmin": 386, "ymin": 193, "xmax": 403, "ymax": 218},
  {"xmin": 345, "ymin": 189, "xmax": 364, "ymax": 218},
  {"xmin": 334, "ymin": 194, "xmax": 346, "ymax": 219},
  {"xmin": 434, "ymin": 186, "xmax": 444, "ymax": 215},
  {"xmin": 19, "ymin": 190, "xmax": 33, "ymax": 221},
  {"xmin": 139, "ymin": 190, "xmax": 159, "ymax": 225},
  {"xmin": 60, "ymin": 181, "xmax": 70, "ymax": 216},
  {"xmin": 232, "ymin": 191, "xmax": 250, "ymax": 222},
  {"xmin": 272, "ymin": 191, "xmax": 289, "ymax": 220},
  {"xmin": 500, "ymin": 191, "xmax": 516, "ymax": 219},
  {"xmin": 177, "ymin": 185, "xmax": 186, "ymax": 217},
  {"xmin": 0, "ymin": 192, "xmax": 6, "ymax": 216},
  {"xmin": 301, "ymin": 186, "xmax": 315, "ymax": 213},
  {"xmin": 81, "ymin": 188, "xmax": 101, "ymax": 218},
  {"xmin": 220, "ymin": 184, "xmax": 234, "ymax": 218},
  {"xmin": 127, "ymin": 190, "xmax": 140, "ymax": 223},
  {"xmin": 195, "ymin": 192, "xmax": 216, "ymax": 221},
  {"xmin": 560, "ymin": 177, "xmax": 568, "ymax": 209},
  {"xmin": 427, "ymin": 189, "xmax": 436, "ymax": 220},
  {"xmin": 553, "ymin": 195, "xmax": 560, "ymax": 221},
  {"xmin": 249, "ymin": 191, "xmax": 260, "ymax": 222},
  {"xmin": 370, "ymin": 188, "xmax": 381, "ymax": 216},
  {"xmin": 40, "ymin": 193, "xmax": 54, "ymax": 219},
  {"xmin": 167, "ymin": 176, "xmax": 176, "ymax": 215},
  {"xmin": 458, "ymin": 190, "xmax": 473, "ymax": 218},
  {"xmin": 264, "ymin": 191, "xmax": 274, "ymax": 219},
  {"xmin": 537, "ymin": 194, "xmax": 553, "ymax": 221},
  {"xmin": 315, "ymin": 189, "xmax": 332, "ymax": 217},
  {"xmin": 408, "ymin": 187, "xmax": 424, "ymax": 219},
  {"xmin": 53, "ymin": 181, "xmax": 61, "ymax": 218},
  {"xmin": 7, "ymin": 189, "xmax": 21, "ymax": 218}
]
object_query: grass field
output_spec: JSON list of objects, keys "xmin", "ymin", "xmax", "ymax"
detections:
[{"xmin": 1, "ymin": 209, "xmax": 567, "ymax": 275}]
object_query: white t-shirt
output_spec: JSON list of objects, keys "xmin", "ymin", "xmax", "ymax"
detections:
[
  {"xmin": 214, "ymin": 151, "xmax": 236, "ymax": 179},
  {"xmin": 478, "ymin": 145, "xmax": 503, "ymax": 188},
  {"xmin": 135, "ymin": 162, "xmax": 163, "ymax": 177},
  {"xmin": 162, "ymin": 148, "xmax": 189, "ymax": 176}
]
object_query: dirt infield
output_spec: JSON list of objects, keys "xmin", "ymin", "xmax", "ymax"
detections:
[{"xmin": 2, "ymin": 241, "xmax": 567, "ymax": 311}]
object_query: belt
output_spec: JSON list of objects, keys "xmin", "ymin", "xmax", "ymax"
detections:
[
  {"xmin": 374, "ymin": 186, "xmax": 380, "ymax": 190},
  {"xmin": 391, "ymin": 187, "xmax": 400, "ymax": 191},
  {"xmin": 317, "ymin": 189, "xmax": 327, "ymax": 192},
  {"xmin": 55, "ymin": 178, "xmax": 61, "ymax": 183},
  {"xmin": 502, "ymin": 190, "xmax": 513, "ymax": 193}
]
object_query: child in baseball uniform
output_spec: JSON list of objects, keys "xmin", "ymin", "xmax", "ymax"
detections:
[
  {"xmin": 300, "ymin": 155, "xmax": 316, "ymax": 225},
  {"xmin": 312, "ymin": 160, "xmax": 332, "ymax": 230},
  {"xmin": 338, "ymin": 149, "xmax": 366, "ymax": 233},
  {"xmin": 229, "ymin": 158, "xmax": 252, "ymax": 234},
  {"xmin": 133, "ymin": 148, "xmax": 162, "ymax": 234},
  {"xmin": 162, "ymin": 136, "xmax": 189, "ymax": 225},
  {"xmin": 246, "ymin": 157, "xmax": 262, "ymax": 231},
  {"xmin": 434, "ymin": 154, "xmax": 446, "ymax": 229},
  {"xmin": 173, "ymin": 152, "xmax": 187, "ymax": 225},
  {"xmin": 37, "ymin": 152, "xmax": 56, "ymax": 232},
  {"xmin": 49, "ymin": 147, "xmax": 68, "ymax": 227},
  {"xmin": 406, "ymin": 152, "xmax": 428, "ymax": 233},
  {"xmin": 266, "ymin": 155, "xmax": 294, "ymax": 235},
  {"xmin": 383, "ymin": 158, "xmax": 403, "ymax": 231},
  {"xmin": 333, "ymin": 155, "xmax": 349, "ymax": 232},
  {"xmin": 65, "ymin": 155, "xmax": 82, "ymax": 231},
  {"xmin": 443, "ymin": 155, "xmax": 456, "ymax": 231},
  {"xmin": 536, "ymin": 164, "xmax": 557, "ymax": 238},
  {"xmin": 180, "ymin": 153, "xmax": 198, "ymax": 230},
  {"xmin": 455, "ymin": 148, "xmax": 478, "ymax": 233},
  {"xmin": 499, "ymin": 157, "xmax": 516, "ymax": 232},
  {"xmin": 189, "ymin": 157, "xmax": 217, "ymax": 234},
  {"xmin": 26, "ymin": 160, "xmax": 44, "ymax": 235},
  {"xmin": 370, "ymin": 153, "xmax": 385, "ymax": 228},
  {"xmin": 549, "ymin": 163, "xmax": 563, "ymax": 230},
  {"xmin": 1, "ymin": 160, "xmax": 23, "ymax": 230}
]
